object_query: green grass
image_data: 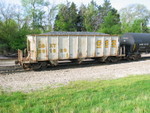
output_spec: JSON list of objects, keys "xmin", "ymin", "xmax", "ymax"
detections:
[{"xmin": 0, "ymin": 75, "xmax": 150, "ymax": 113}]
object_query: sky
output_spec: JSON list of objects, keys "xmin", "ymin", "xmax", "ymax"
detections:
[{"xmin": 5, "ymin": 0, "xmax": 150, "ymax": 11}]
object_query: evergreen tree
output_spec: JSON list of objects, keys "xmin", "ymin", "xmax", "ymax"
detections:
[
  {"xmin": 100, "ymin": 0, "xmax": 112, "ymax": 22},
  {"xmin": 54, "ymin": 2, "xmax": 78, "ymax": 31},
  {"xmin": 83, "ymin": 0, "xmax": 99, "ymax": 31},
  {"xmin": 99, "ymin": 9, "xmax": 121, "ymax": 34},
  {"xmin": 77, "ymin": 4, "xmax": 86, "ymax": 31}
]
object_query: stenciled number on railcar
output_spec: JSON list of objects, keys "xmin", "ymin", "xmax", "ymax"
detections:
[
  {"xmin": 37, "ymin": 49, "xmax": 46, "ymax": 54},
  {"xmin": 112, "ymin": 40, "xmax": 117, "ymax": 48},
  {"xmin": 50, "ymin": 49, "xmax": 56, "ymax": 53},
  {"xmin": 50, "ymin": 43, "xmax": 56, "ymax": 48},
  {"xmin": 60, "ymin": 48, "xmax": 67, "ymax": 53},
  {"xmin": 96, "ymin": 40, "xmax": 102, "ymax": 48},
  {"xmin": 49, "ymin": 43, "xmax": 57, "ymax": 53},
  {"xmin": 105, "ymin": 40, "xmax": 109, "ymax": 48}
]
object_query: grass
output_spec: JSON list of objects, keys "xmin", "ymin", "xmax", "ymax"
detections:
[{"xmin": 0, "ymin": 75, "xmax": 150, "ymax": 113}]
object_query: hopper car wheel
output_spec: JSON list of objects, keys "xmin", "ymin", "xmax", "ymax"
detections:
[
  {"xmin": 23, "ymin": 63, "xmax": 31, "ymax": 70},
  {"xmin": 104, "ymin": 58, "xmax": 111, "ymax": 63},
  {"xmin": 132, "ymin": 54, "xmax": 141, "ymax": 61},
  {"xmin": 109, "ymin": 57, "xmax": 119, "ymax": 63},
  {"xmin": 31, "ymin": 63, "xmax": 41, "ymax": 71},
  {"xmin": 40, "ymin": 62, "xmax": 48, "ymax": 70},
  {"xmin": 31, "ymin": 62, "xmax": 48, "ymax": 71}
]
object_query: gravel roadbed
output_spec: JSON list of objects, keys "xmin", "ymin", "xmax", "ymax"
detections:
[{"xmin": 0, "ymin": 58, "xmax": 150, "ymax": 92}]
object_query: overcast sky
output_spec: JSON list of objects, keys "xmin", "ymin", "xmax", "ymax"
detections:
[{"xmin": 5, "ymin": 0, "xmax": 150, "ymax": 11}]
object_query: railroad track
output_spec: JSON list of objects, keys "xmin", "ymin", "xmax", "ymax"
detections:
[
  {"xmin": 0, "ymin": 56, "xmax": 150, "ymax": 75},
  {"xmin": 0, "ymin": 65, "xmax": 25, "ymax": 75}
]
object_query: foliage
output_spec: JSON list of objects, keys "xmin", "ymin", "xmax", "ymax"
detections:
[
  {"xmin": 76, "ymin": 4, "xmax": 87, "ymax": 31},
  {"xmin": 120, "ymin": 4, "xmax": 150, "ymax": 33},
  {"xmin": 0, "ymin": 19, "xmax": 41, "ymax": 54},
  {"xmin": 82, "ymin": 1, "xmax": 99, "ymax": 31},
  {"xmin": 54, "ymin": 2, "xmax": 78, "ymax": 31},
  {"xmin": 100, "ymin": 0, "xmax": 112, "ymax": 22},
  {"xmin": 0, "ymin": 0, "xmax": 150, "ymax": 54},
  {"xmin": 99, "ymin": 9, "xmax": 121, "ymax": 34},
  {"xmin": 0, "ymin": 19, "xmax": 18, "ymax": 52},
  {"xmin": 0, "ymin": 0, "xmax": 57, "ymax": 54},
  {"xmin": 121, "ymin": 19, "xmax": 149, "ymax": 33},
  {"xmin": 21, "ymin": 0, "xmax": 49, "ymax": 31},
  {"xmin": 0, "ymin": 75, "xmax": 150, "ymax": 113}
]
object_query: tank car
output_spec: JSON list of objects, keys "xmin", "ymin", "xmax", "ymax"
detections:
[{"xmin": 120, "ymin": 33, "xmax": 150, "ymax": 60}]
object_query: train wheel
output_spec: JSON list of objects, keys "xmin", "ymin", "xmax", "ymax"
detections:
[
  {"xmin": 132, "ymin": 54, "xmax": 141, "ymax": 61},
  {"xmin": 31, "ymin": 62, "xmax": 48, "ymax": 71},
  {"xmin": 40, "ymin": 62, "xmax": 48, "ymax": 70},
  {"xmin": 31, "ymin": 63, "xmax": 42, "ymax": 71},
  {"xmin": 109, "ymin": 57, "xmax": 119, "ymax": 63},
  {"xmin": 23, "ymin": 63, "xmax": 31, "ymax": 70}
]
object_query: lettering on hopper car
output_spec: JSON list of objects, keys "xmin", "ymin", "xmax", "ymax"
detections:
[
  {"xmin": 50, "ymin": 49, "xmax": 56, "ymax": 53},
  {"xmin": 50, "ymin": 43, "xmax": 56, "ymax": 48},
  {"xmin": 105, "ymin": 40, "xmax": 109, "ymax": 48},
  {"xmin": 37, "ymin": 49, "xmax": 46, "ymax": 54},
  {"xmin": 96, "ymin": 40, "xmax": 102, "ymax": 48},
  {"xmin": 60, "ymin": 48, "xmax": 67, "ymax": 52},
  {"xmin": 111, "ymin": 40, "xmax": 117, "ymax": 47}
]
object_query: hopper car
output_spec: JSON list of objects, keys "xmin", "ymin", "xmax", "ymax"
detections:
[{"xmin": 15, "ymin": 32, "xmax": 150, "ymax": 70}]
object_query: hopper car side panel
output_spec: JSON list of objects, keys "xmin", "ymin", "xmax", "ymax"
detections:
[
  {"xmin": 95, "ymin": 36, "xmax": 104, "ymax": 57},
  {"xmin": 48, "ymin": 36, "xmax": 58, "ymax": 60},
  {"xmin": 58, "ymin": 36, "xmax": 69, "ymax": 59},
  {"xmin": 78, "ymin": 36, "xmax": 87, "ymax": 58},
  {"xmin": 29, "ymin": 35, "xmax": 120, "ymax": 61},
  {"xmin": 69, "ymin": 36, "xmax": 78, "ymax": 59},
  {"xmin": 37, "ymin": 36, "xmax": 48, "ymax": 61},
  {"xmin": 87, "ymin": 36, "xmax": 95, "ymax": 57}
]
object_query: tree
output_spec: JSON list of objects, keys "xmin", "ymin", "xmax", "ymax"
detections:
[
  {"xmin": 100, "ymin": 0, "xmax": 112, "ymax": 23},
  {"xmin": 77, "ymin": 4, "xmax": 87, "ymax": 31},
  {"xmin": 0, "ymin": 19, "xmax": 18, "ymax": 53},
  {"xmin": 124, "ymin": 19, "xmax": 149, "ymax": 33},
  {"xmin": 21, "ymin": 0, "xmax": 49, "ymax": 31},
  {"xmin": 0, "ymin": 1, "xmax": 16, "ymax": 21},
  {"xmin": 99, "ymin": 9, "xmax": 121, "ymax": 34},
  {"xmin": 45, "ymin": 4, "xmax": 58, "ymax": 31},
  {"xmin": 83, "ymin": 0, "xmax": 99, "ymax": 31},
  {"xmin": 120, "ymin": 4, "xmax": 150, "ymax": 33},
  {"xmin": 54, "ymin": 2, "xmax": 78, "ymax": 31}
]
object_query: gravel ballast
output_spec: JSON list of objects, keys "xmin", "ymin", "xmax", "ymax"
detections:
[{"xmin": 0, "ymin": 56, "xmax": 150, "ymax": 92}]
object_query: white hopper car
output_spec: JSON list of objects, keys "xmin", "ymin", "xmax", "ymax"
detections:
[{"xmin": 16, "ymin": 32, "xmax": 124, "ymax": 70}]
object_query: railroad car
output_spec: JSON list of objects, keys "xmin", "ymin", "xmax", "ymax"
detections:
[
  {"xmin": 16, "ymin": 32, "xmax": 124, "ymax": 70},
  {"xmin": 120, "ymin": 33, "xmax": 150, "ymax": 60}
]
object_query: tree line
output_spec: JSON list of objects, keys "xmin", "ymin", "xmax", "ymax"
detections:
[{"xmin": 0, "ymin": 0, "xmax": 150, "ymax": 54}]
